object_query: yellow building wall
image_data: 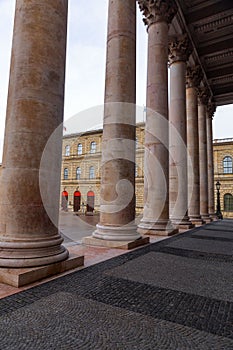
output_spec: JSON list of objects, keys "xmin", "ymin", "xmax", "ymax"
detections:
[
  {"xmin": 61, "ymin": 124, "xmax": 145, "ymax": 213},
  {"xmin": 61, "ymin": 129, "xmax": 233, "ymax": 219},
  {"xmin": 213, "ymin": 139, "xmax": 233, "ymax": 218}
]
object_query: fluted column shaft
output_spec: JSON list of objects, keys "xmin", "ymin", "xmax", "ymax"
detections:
[
  {"xmin": 169, "ymin": 35, "xmax": 193, "ymax": 231},
  {"xmin": 0, "ymin": 0, "xmax": 69, "ymax": 267},
  {"xmin": 186, "ymin": 66, "xmax": 204, "ymax": 225},
  {"xmin": 137, "ymin": 0, "xmax": 178, "ymax": 235},
  {"xmin": 93, "ymin": 0, "xmax": 140, "ymax": 241},
  {"xmin": 207, "ymin": 103, "xmax": 216, "ymax": 218},
  {"xmin": 198, "ymin": 89, "xmax": 212, "ymax": 222}
]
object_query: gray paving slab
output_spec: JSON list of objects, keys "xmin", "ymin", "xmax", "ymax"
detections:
[
  {"xmin": 106, "ymin": 251, "xmax": 233, "ymax": 302},
  {"xmin": 191, "ymin": 229, "xmax": 233, "ymax": 240},
  {"xmin": 167, "ymin": 237, "xmax": 233, "ymax": 255},
  {"xmin": 205, "ymin": 222, "xmax": 233, "ymax": 232}
]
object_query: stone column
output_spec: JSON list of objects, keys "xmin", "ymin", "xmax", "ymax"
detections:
[
  {"xmin": 186, "ymin": 66, "xmax": 204, "ymax": 226},
  {"xmin": 207, "ymin": 102, "xmax": 216, "ymax": 219},
  {"xmin": 137, "ymin": 0, "xmax": 178, "ymax": 235},
  {"xmin": 168, "ymin": 35, "xmax": 194, "ymax": 232},
  {"xmin": 0, "ymin": 0, "xmax": 69, "ymax": 267},
  {"xmin": 198, "ymin": 87, "xmax": 212, "ymax": 223},
  {"xmin": 92, "ymin": 0, "xmax": 141, "ymax": 241}
]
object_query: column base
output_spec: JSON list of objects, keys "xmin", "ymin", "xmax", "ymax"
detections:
[
  {"xmin": 93, "ymin": 223, "xmax": 141, "ymax": 241},
  {"xmin": 176, "ymin": 223, "xmax": 195, "ymax": 232},
  {"xmin": 0, "ymin": 236, "xmax": 69, "ymax": 268},
  {"xmin": 201, "ymin": 215, "xmax": 213, "ymax": 223},
  {"xmin": 85, "ymin": 211, "xmax": 94, "ymax": 216},
  {"xmin": 171, "ymin": 217, "xmax": 195, "ymax": 232},
  {"xmin": 189, "ymin": 217, "xmax": 206, "ymax": 226},
  {"xmin": 137, "ymin": 219, "xmax": 178, "ymax": 236},
  {"xmin": 209, "ymin": 213, "xmax": 218, "ymax": 221},
  {"xmin": 82, "ymin": 235, "xmax": 149, "ymax": 250},
  {"xmin": 0, "ymin": 251, "xmax": 84, "ymax": 287}
]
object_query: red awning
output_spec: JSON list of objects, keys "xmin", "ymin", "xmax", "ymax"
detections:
[
  {"xmin": 87, "ymin": 191, "xmax": 95, "ymax": 197},
  {"xmin": 74, "ymin": 191, "xmax": 81, "ymax": 197}
]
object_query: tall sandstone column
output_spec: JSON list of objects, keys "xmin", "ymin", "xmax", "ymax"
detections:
[
  {"xmin": 137, "ymin": 0, "xmax": 178, "ymax": 235},
  {"xmin": 207, "ymin": 102, "xmax": 216, "ymax": 219},
  {"xmin": 93, "ymin": 0, "xmax": 141, "ymax": 241},
  {"xmin": 0, "ymin": 0, "xmax": 69, "ymax": 267},
  {"xmin": 168, "ymin": 35, "xmax": 194, "ymax": 232},
  {"xmin": 198, "ymin": 87, "xmax": 212, "ymax": 223},
  {"xmin": 186, "ymin": 66, "xmax": 204, "ymax": 225}
]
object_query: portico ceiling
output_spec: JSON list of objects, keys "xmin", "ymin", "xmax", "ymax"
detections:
[{"xmin": 171, "ymin": 0, "xmax": 233, "ymax": 106}]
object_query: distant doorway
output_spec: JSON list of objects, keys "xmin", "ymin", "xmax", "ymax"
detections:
[
  {"xmin": 86, "ymin": 190, "xmax": 95, "ymax": 214},
  {"xmin": 73, "ymin": 190, "xmax": 81, "ymax": 212},
  {"xmin": 61, "ymin": 189, "xmax": 68, "ymax": 211}
]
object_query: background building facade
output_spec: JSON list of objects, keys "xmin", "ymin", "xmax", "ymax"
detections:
[
  {"xmin": 62, "ymin": 129, "xmax": 233, "ymax": 219},
  {"xmin": 213, "ymin": 138, "xmax": 233, "ymax": 218},
  {"xmin": 61, "ymin": 123, "xmax": 145, "ymax": 215}
]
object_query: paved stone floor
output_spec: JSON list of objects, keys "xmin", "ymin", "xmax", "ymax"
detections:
[{"xmin": 0, "ymin": 219, "xmax": 233, "ymax": 349}]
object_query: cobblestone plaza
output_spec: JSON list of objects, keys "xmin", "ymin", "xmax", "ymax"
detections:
[{"xmin": 0, "ymin": 219, "xmax": 233, "ymax": 349}]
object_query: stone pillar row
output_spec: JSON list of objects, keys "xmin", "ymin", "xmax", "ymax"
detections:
[
  {"xmin": 136, "ymin": 0, "xmax": 216, "ymax": 235},
  {"xmin": 0, "ymin": 0, "xmax": 217, "ymax": 275}
]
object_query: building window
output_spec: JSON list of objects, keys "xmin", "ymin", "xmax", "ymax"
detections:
[
  {"xmin": 90, "ymin": 141, "xmax": 97, "ymax": 153},
  {"xmin": 136, "ymin": 137, "xmax": 138, "ymax": 149},
  {"xmin": 223, "ymin": 156, "xmax": 233, "ymax": 174},
  {"xmin": 135, "ymin": 164, "xmax": 138, "ymax": 177},
  {"xmin": 65, "ymin": 145, "xmax": 70, "ymax": 156},
  {"xmin": 77, "ymin": 143, "xmax": 82, "ymax": 155},
  {"xmin": 89, "ymin": 166, "xmax": 95, "ymax": 179},
  {"xmin": 76, "ymin": 167, "xmax": 81, "ymax": 180},
  {"xmin": 224, "ymin": 193, "xmax": 233, "ymax": 211},
  {"xmin": 64, "ymin": 168, "xmax": 68, "ymax": 180}
]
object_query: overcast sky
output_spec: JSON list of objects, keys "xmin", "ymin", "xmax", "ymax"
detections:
[{"xmin": 0, "ymin": 0, "xmax": 232, "ymax": 162}]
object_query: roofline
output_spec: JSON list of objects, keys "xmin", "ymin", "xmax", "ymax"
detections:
[
  {"xmin": 213, "ymin": 138, "xmax": 233, "ymax": 144},
  {"xmin": 62, "ymin": 122, "xmax": 145, "ymax": 139}
]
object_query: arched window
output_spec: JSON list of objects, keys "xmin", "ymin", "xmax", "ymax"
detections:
[
  {"xmin": 89, "ymin": 166, "xmax": 95, "ymax": 179},
  {"xmin": 223, "ymin": 156, "xmax": 233, "ymax": 174},
  {"xmin": 65, "ymin": 145, "xmax": 70, "ymax": 156},
  {"xmin": 64, "ymin": 168, "xmax": 68, "ymax": 180},
  {"xmin": 224, "ymin": 193, "xmax": 233, "ymax": 212},
  {"xmin": 77, "ymin": 143, "xmax": 82, "ymax": 155},
  {"xmin": 76, "ymin": 167, "xmax": 81, "ymax": 180},
  {"xmin": 90, "ymin": 141, "xmax": 96, "ymax": 153}
]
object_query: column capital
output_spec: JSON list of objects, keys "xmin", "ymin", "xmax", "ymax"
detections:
[
  {"xmin": 207, "ymin": 101, "xmax": 216, "ymax": 119},
  {"xmin": 186, "ymin": 65, "xmax": 203, "ymax": 88},
  {"xmin": 137, "ymin": 0, "xmax": 178, "ymax": 28},
  {"xmin": 168, "ymin": 34, "xmax": 192, "ymax": 64},
  {"xmin": 197, "ymin": 86, "xmax": 210, "ymax": 105}
]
